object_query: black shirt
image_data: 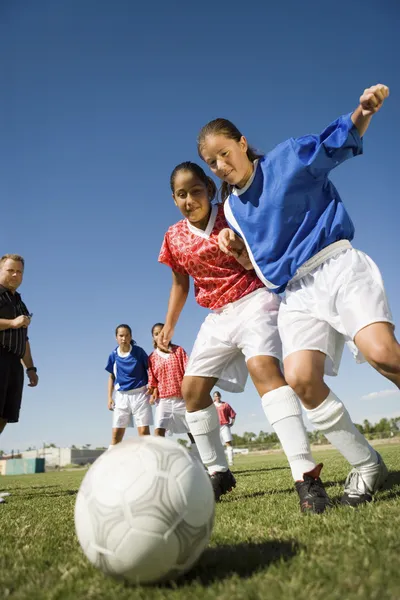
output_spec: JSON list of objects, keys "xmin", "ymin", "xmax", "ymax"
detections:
[{"xmin": 0, "ymin": 285, "xmax": 30, "ymax": 358}]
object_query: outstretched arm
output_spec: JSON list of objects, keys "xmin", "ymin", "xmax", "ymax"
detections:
[
  {"xmin": 351, "ymin": 84, "xmax": 389, "ymax": 137},
  {"xmin": 158, "ymin": 271, "xmax": 190, "ymax": 352}
]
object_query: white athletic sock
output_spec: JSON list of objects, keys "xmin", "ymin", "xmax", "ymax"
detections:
[
  {"xmin": 305, "ymin": 391, "xmax": 378, "ymax": 469},
  {"xmin": 108, "ymin": 444, "xmax": 115, "ymax": 451},
  {"xmin": 227, "ymin": 446, "xmax": 234, "ymax": 465},
  {"xmin": 262, "ymin": 386, "xmax": 316, "ymax": 481},
  {"xmin": 186, "ymin": 404, "xmax": 228, "ymax": 473}
]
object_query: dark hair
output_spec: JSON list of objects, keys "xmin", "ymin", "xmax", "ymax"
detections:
[
  {"xmin": 151, "ymin": 322, "xmax": 165, "ymax": 348},
  {"xmin": 170, "ymin": 161, "xmax": 217, "ymax": 203},
  {"xmin": 213, "ymin": 391, "xmax": 221, "ymax": 398},
  {"xmin": 115, "ymin": 324, "xmax": 132, "ymax": 336},
  {"xmin": 197, "ymin": 118, "xmax": 264, "ymax": 201}
]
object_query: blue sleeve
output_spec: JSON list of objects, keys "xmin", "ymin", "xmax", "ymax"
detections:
[
  {"xmin": 140, "ymin": 348, "xmax": 149, "ymax": 370},
  {"xmin": 105, "ymin": 353, "xmax": 115, "ymax": 374},
  {"xmin": 291, "ymin": 113, "xmax": 363, "ymax": 178}
]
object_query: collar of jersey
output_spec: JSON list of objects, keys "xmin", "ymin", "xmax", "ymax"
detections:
[
  {"xmin": 186, "ymin": 204, "xmax": 218, "ymax": 239},
  {"xmin": 232, "ymin": 159, "xmax": 259, "ymax": 196},
  {"xmin": 117, "ymin": 345, "xmax": 132, "ymax": 358},
  {"xmin": 156, "ymin": 348, "xmax": 171, "ymax": 359}
]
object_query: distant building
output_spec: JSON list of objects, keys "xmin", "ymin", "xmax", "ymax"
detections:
[{"xmin": 21, "ymin": 447, "xmax": 105, "ymax": 468}]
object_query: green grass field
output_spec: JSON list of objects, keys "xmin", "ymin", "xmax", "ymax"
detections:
[{"xmin": 1, "ymin": 445, "xmax": 400, "ymax": 600}]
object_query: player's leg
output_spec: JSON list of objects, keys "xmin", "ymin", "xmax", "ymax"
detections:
[
  {"xmin": 182, "ymin": 376, "xmax": 226, "ymax": 461},
  {"xmin": 238, "ymin": 289, "xmax": 330, "ymax": 512},
  {"xmin": 154, "ymin": 399, "xmax": 169, "ymax": 438},
  {"xmin": 110, "ymin": 390, "xmax": 131, "ymax": 448},
  {"xmin": 281, "ymin": 252, "xmax": 389, "ymax": 506},
  {"xmin": 183, "ymin": 313, "xmax": 245, "ymax": 499},
  {"xmin": 137, "ymin": 426, "xmax": 150, "ymax": 436},
  {"xmin": 284, "ymin": 348, "xmax": 385, "ymax": 506},
  {"xmin": 110, "ymin": 427, "xmax": 126, "ymax": 447},
  {"xmin": 0, "ymin": 418, "xmax": 7, "ymax": 434},
  {"xmin": 155, "ymin": 428, "xmax": 166, "ymax": 436},
  {"xmin": 225, "ymin": 442, "xmax": 234, "ymax": 466},
  {"xmin": 131, "ymin": 388, "xmax": 153, "ymax": 437},
  {"xmin": 248, "ymin": 354, "xmax": 330, "ymax": 513},
  {"xmin": 355, "ymin": 323, "xmax": 400, "ymax": 386}
]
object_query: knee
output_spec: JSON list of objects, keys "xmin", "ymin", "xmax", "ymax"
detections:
[
  {"xmin": 248, "ymin": 357, "xmax": 286, "ymax": 395},
  {"xmin": 181, "ymin": 379, "xmax": 200, "ymax": 409},
  {"xmin": 364, "ymin": 341, "xmax": 400, "ymax": 373},
  {"xmin": 285, "ymin": 367, "xmax": 318, "ymax": 403}
]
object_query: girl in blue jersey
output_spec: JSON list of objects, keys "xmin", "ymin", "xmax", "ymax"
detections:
[
  {"xmin": 198, "ymin": 84, "xmax": 397, "ymax": 507},
  {"xmin": 105, "ymin": 324, "xmax": 153, "ymax": 448}
]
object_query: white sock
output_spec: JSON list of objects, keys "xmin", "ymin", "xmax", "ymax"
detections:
[
  {"xmin": 262, "ymin": 386, "xmax": 316, "ymax": 481},
  {"xmin": 305, "ymin": 391, "xmax": 378, "ymax": 469},
  {"xmin": 108, "ymin": 444, "xmax": 115, "ymax": 450},
  {"xmin": 186, "ymin": 404, "xmax": 228, "ymax": 473},
  {"xmin": 227, "ymin": 446, "xmax": 234, "ymax": 465}
]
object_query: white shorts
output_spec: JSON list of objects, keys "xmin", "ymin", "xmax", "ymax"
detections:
[
  {"xmin": 185, "ymin": 288, "xmax": 282, "ymax": 393},
  {"xmin": 220, "ymin": 424, "xmax": 233, "ymax": 444},
  {"xmin": 279, "ymin": 248, "xmax": 394, "ymax": 376},
  {"xmin": 154, "ymin": 398, "xmax": 189, "ymax": 434},
  {"xmin": 112, "ymin": 386, "xmax": 153, "ymax": 429}
]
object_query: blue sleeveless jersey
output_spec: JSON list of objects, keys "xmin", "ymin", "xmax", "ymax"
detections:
[{"xmin": 224, "ymin": 113, "xmax": 362, "ymax": 293}]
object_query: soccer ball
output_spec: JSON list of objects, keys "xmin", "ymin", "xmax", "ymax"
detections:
[{"xmin": 74, "ymin": 437, "xmax": 215, "ymax": 584}]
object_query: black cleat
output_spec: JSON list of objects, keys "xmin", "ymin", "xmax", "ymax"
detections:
[
  {"xmin": 295, "ymin": 463, "xmax": 332, "ymax": 514},
  {"xmin": 210, "ymin": 469, "xmax": 236, "ymax": 502}
]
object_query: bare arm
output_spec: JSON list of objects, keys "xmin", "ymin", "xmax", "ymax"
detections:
[
  {"xmin": 0, "ymin": 315, "xmax": 30, "ymax": 331},
  {"xmin": 22, "ymin": 340, "xmax": 38, "ymax": 387},
  {"xmin": 22, "ymin": 340, "xmax": 34, "ymax": 369},
  {"xmin": 108, "ymin": 374, "xmax": 115, "ymax": 410},
  {"xmin": 351, "ymin": 84, "xmax": 389, "ymax": 137},
  {"xmin": 158, "ymin": 271, "xmax": 190, "ymax": 351}
]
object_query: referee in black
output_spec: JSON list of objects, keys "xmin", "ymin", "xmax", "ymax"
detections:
[{"xmin": 0, "ymin": 254, "xmax": 38, "ymax": 434}]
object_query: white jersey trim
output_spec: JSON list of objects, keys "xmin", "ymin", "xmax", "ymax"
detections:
[
  {"xmin": 156, "ymin": 348, "xmax": 171, "ymax": 359},
  {"xmin": 232, "ymin": 159, "xmax": 259, "ymax": 196},
  {"xmin": 224, "ymin": 201, "xmax": 280, "ymax": 290},
  {"xmin": 186, "ymin": 204, "xmax": 218, "ymax": 239}
]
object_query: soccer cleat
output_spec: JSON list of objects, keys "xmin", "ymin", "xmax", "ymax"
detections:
[
  {"xmin": 210, "ymin": 469, "xmax": 236, "ymax": 502},
  {"xmin": 295, "ymin": 463, "xmax": 332, "ymax": 514},
  {"xmin": 340, "ymin": 452, "xmax": 388, "ymax": 507}
]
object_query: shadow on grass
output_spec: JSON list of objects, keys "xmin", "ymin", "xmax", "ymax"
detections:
[
  {"xmin": 163, "ymin": 539, "xmax": 299, "ymax": 587},
  {"xmin": 221, "ymin": 488, "xmax": 296, "ymax": 502},
  {"xmin": 378, "ymin": 469, "xmax": 400, "ymax": 501},
  {"xmin": 234, "ymin": 466, "xmax": 289, "ymax": 476},
  {"xmin": 13, "ymin": 489, "xmax": 78, "ymax": 500}
]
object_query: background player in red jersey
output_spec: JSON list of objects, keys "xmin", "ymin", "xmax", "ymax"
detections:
[
  {"xmin": 213, "ymin": 391, "xmax": 236, "ymax": 467},
  {"xmin": 148, "ymin": 322, "xmax": 201, "ymax": 461}
]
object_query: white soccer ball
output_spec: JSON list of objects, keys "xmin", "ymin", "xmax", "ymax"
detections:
[{"xmin": 74, "ymin": 437, "xmax": 215, "ymax": 584}]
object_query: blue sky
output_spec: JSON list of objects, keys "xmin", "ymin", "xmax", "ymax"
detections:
[{"xmin": 1, "ymin": 0, "xmax": 399, "ymax": 452}]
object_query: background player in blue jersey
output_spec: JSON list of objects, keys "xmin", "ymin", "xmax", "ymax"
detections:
[
  {"xmin": 198, "ymin": 83, "xmax": 398, "ymax": 507},
  {"xmin": 105, "ymin": 324, "xmax": 153, "ymax": 448}
]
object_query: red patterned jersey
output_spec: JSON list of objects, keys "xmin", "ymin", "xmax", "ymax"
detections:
[
  {"xmin": 215, "ymin": 401, "xmax": 236, "ymax": 426},
  {"xmin": 148, "ymin": 344, "xmax": 188, "ymax": 399},
  {"xmin": 158, "ymin": 204, "xmax": 264, "ymax": 309}
]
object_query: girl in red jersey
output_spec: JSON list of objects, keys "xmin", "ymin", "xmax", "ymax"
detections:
[
  {"xmin": 157, "ymin": 161, "xmax": 330, "ymax": 513},
  {"xmin": 148, "ymin": 322, "xmax": 201, "ymax": 461}
]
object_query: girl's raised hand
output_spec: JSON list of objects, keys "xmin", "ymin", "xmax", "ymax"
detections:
[{"xmin": 359, "ymin": 84, "xmax": 389, "ymax": 116}]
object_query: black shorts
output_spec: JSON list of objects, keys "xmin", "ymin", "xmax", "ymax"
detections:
[{"xmin": 0, "ymin": 351, "xmax": 24, "ymax": 423}]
